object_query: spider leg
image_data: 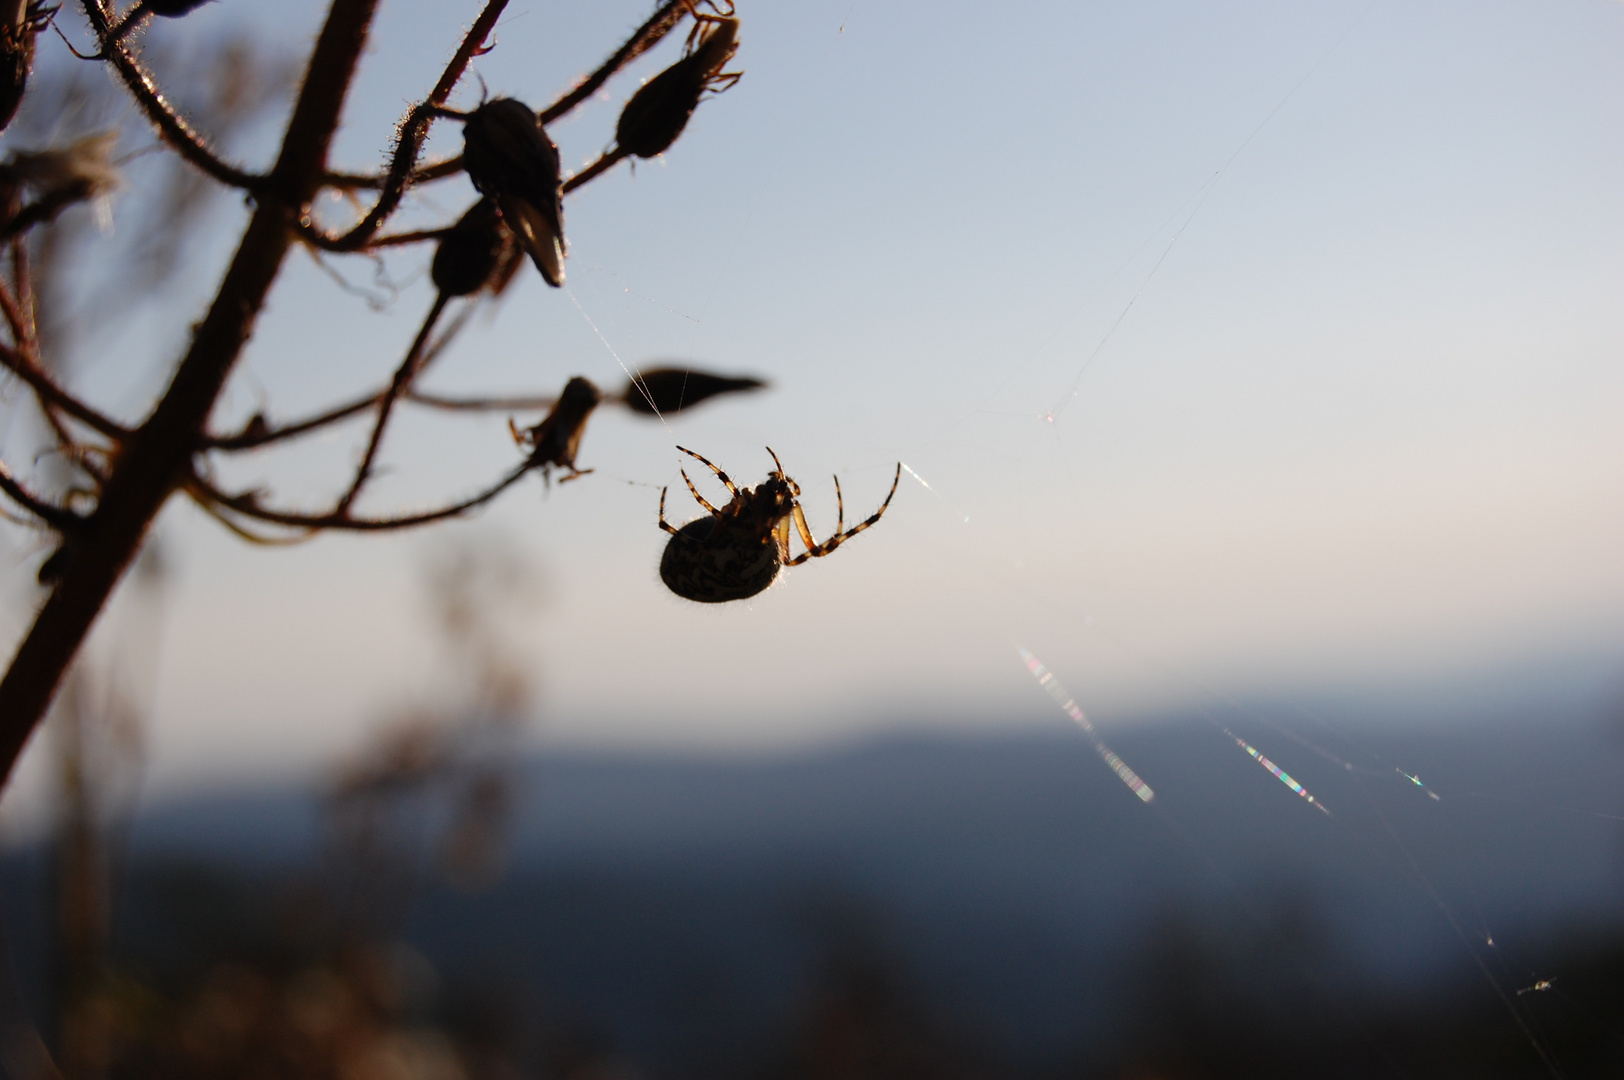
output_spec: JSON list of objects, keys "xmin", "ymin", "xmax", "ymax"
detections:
[
  {"xmin": 781, "ymin": 503, "xmax": 823, "ymax": 567},
  {"xmin": 657, "ymin": 487, "xmax": 680, "ymax": 536},
  {"xmin": 800, "ymin": 463, "xmax": 901, "ymax": 560},
  {"xmin": 681, "ymin": 468, "xmax": 723, "ymax": 516},
  {"xmin": 772, "ymin": 516, "xmax": 796, "ymax": 563},
  {"xmin": 765, "ymin": 446, "xmax": 800, "ymax": 495},
  {"xmin": 676, "ymin": 445, "xmax": 739, "ymax": 496},
  {"xmin": 832, "ymin": 474, "xmax": 845, "ymax": 535}
]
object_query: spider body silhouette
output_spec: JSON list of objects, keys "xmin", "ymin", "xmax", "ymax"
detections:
[{"xmin": 658, "ymin": 446, "xmax": 900, "ymax": 603}]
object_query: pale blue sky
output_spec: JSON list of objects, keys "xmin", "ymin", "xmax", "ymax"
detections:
[{"xmin": 1, "ymin": 0, "xmax": 1621, "ymax": 795}]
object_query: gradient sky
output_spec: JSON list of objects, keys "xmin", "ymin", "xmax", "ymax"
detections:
[{"xmin": 1, "ymin": 0, "xmax": 1621, "ymax": 799}]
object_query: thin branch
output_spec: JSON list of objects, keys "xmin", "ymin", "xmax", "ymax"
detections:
[
  {"xmin": 299, "ymin": 0, "xmax": 510, "ymax": 252},
  {"xmin": 192, "ymin": 461, "xmax": 534, "ymax": 533},
  {"xmin": 538, "ymin": 0, "xmax": 690, "ymax": 125},
  {"xmin": 322, "ymin": 155, "xmax": 466, "ymax": 192},
  {"xmin": 205, "ymin": 290, "xmax": 483, "ymax": 452},
  {"xmin": 369, "ymin": 226, "xmax": 454, "ymax": 248},
  {"xmin": 0, "ymin": 183, "xmax": 99, "ymax": 242},
  {"xmin": 301, "ymin": 143, "xmax": 627, "ymax": 254},
  {"xmin": 0, "ymin": 342, "xmax": 131, "ymax": 440},
  {"xmin": 203, "ymin": 390, "xmax": 382, "ymax": 451},
  {"xmin": 408, "ymin": 389, "xmax": 557, "ymax": 413},
  {"xmin": 563, "ymin": 148, "xmax": 628, "ymax": 194},
  {"xmin": 309, "ymin": 0, "xmax": 688, "ymax": 195},
  {"xmin": 0, "ymin": 0, "xmax": 385, "ymax": 793},
  {"xmin": 0, "ymin": 459, "xmax": 84, "ymax": 531},
  {"xmin": 184, "ymin": 485, "xmax": 316, "ymax": 546},
  {"xmin": 76, "ymin": 0, "xmax": 264, "ymax": 191},
  {"xmin": 334, "ymin": 293, "xmax": 449, "ymax": 515}
]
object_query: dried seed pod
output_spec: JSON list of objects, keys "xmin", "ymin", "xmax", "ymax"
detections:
[
  {"xmin": 147, "ymin": 0, "xmax": 218, "ymax": 16},
  {"xmin": 615, "ymin": 16, "xmax": 739, "ymax": 159},
  {"xmin": 511, "ymin": 377, "xmax": 601, "ymax": 483},
  {"xmin": 0, "ymin": 3, "xmax": 49, "ymax": 136},
  {"xmin": 462, "ymin": 98, "xmax": 565, "ymax": 288},
  {"xmin": 623, "ymin": 367, "xmax": 765, "ymax": 415},
  {"xmin": 431, "ymin": 199, "xmax": 513, "ymax": 297}
]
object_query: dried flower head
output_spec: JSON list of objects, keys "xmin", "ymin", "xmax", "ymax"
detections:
[
  {"xmin": 511, "ymin": 376, "xmax": 602, "ymax": 483},
  {"xmin": 624, "ymin": 367, "xmax": 765, "ymax": 415},
  {"xmin": 615, "ymin": 15, "xmax": 740, "ymax": 160},
  {"xmin": 461, "ymin": 98, "xmax": 565, "ymax": 288},
  {"xmin": 431, "ymin": 199, "xmax": 514, "ymax": 298},
  {"xmin": 4, "ymin": 130, "xmax": 124, "ymax": 200}
]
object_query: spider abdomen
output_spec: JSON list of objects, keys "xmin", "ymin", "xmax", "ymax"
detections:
[{"xmin": 659, "ymin": 515, "xmax": 782, "ymax": 603}]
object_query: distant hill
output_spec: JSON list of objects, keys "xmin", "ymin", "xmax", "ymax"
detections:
[{"xmin": 5, "ymin": 709, "xmax": 1622, "ymax": 1077}]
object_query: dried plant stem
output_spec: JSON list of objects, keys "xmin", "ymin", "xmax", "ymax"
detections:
[
  {"xmin": 193, "ymin": 461, "xmax": 533, "ymax": 532},
  {"xmin": 334, "ymin": 293, "xmax": 450, "ymax": 517},
  {"xmin": 0, "ymin": 0, "xmax": 383, "ymax": 790}
]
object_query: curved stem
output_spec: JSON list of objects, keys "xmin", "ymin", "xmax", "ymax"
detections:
[
  {"xmin": 408, "ymin": 389, "xmax": 557, "ymax": 413},
  {"xmin": 0, "ymin": 0, "xmax": 384, "ymax": 792},
  {"xmin": 302, "ymin": 0, "xmax": 509, "ymax": 252},
  {"xmin": 0, "ymin": 342, "xmax": 131, "ymax": 441},
  {"xmin": 0, "ymin": 459, "xmax": 82, "ymax": 531},
  {"xmin": 538, "ymin": 0, "xmax": 690, "ymax": 125},
  {"xmin": 194, "ymin": 460, "xmax": 533, "ymax": 532},
  {"xmin": 335, "ymin": 292, "xmax": 449, "ymax": 516},
  {"xmin": 204, "ymin": 390, "xmax": 382, "ymax": 450},
  {"xmin": 77, "ymin": 0, "xmax": 263, "ymax": 191}
]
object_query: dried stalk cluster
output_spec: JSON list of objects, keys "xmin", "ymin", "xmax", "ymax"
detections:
[{"xmin": 0, "ymin": 0, "xmax": 760, "ymax": 789}]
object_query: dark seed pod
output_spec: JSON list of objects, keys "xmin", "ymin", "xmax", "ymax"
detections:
[
  {"xmin": 514, "ymin": 377, "xmax": 601, "ymax": 483},
  {"xmin": 431, "ymin": 199, "xmax": 512, "ymax": 297},
  {"xmin": 462, "ymin": 98, "xmax": 565, "ymax": 288},
  {"xmin": 147, "ymin": 0, "xmax": 218, "ymax": 17},
  {"xmin": 623, "ymin": 367, "xmax": 766, "ymax": 415},
  {"xmin": 0, "ymin": 3, "xmax": 47, "ymax": 136},
  {"xmin": 615, "ymin": 16, "xmax": 739, "ymax": 159}
]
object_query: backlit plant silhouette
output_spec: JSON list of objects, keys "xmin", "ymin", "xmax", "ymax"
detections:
[{"xmin": 0, "ymin": 0, "xmax": 758, "ymax": 792}]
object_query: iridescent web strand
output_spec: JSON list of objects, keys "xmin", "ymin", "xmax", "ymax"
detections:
[
  {"xmin": 1224, "ymin": 729, "xmax": 1331, "ymax": 816},
  {"xmin": 1018, "ymin": 648, "xmax": 1154, "ymax": 803}
]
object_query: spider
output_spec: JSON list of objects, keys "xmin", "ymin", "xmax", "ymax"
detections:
[{"xmin": 657, "ymin": 446, "xmax": 901, "ymax": 603}]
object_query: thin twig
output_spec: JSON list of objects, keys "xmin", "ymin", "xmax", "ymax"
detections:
[
  {"xmin": 193, "ymin": 461, "xmax": 534, "ymax": 532},
  {"xmin": 300, "ymin": 0, "xmax": 510, "ymax": 253},
  {"xmin": 539, "ymin": 0, "xmax": 690, "ymax": 125},
  {"xmin": 0, "ymin": 0, "xmax": 385, "ymax": 792},
  {"xmin": 322, "ymin": 155, "xmax": 465, "ymax": 192},
  {"xmin": 203, "ymin": 390, "xmax": 383, "ymax": 451},
  {"xmin": 0, "ymin": 183, "xmax": 98, "ymax": 242},
  {"xmin": 0, "ymin": 342, "xmax": 131, "ymax": 440},
  {"xmin": 0, "ymin": 459, "xmax": 83, "ymax": 532},
  {"xmin": 76, "ymin": 0, "xmax": 263, "ymax": 191},
  {"xmin": 335, "ymin": 293, "xmax": 449, "ymax": 515},
  {"xmin": 563, "ymin": 148, "xmax": 628, "ymax": 194},
  {"xmin": 302, "ymin": 0, "xmax": 682, "ymax": 220},
  {"xmin": 408, "ymin": 389, "xmax": 558, "ymax": 413}
]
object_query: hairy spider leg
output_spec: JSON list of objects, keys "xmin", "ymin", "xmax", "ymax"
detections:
[
  {"xmin": 785, "ymin": 503, "xmax": 821, "ymax": 563},
  {"xmin": 771, "ymin": 514, "xmax": 798, "ymax": 564},
  {"xmin": 763, "ymin": 447, "xmax": 800, "ymax": 495},
  {"xmin": 782, "ymin": 463, "xmax": 902, "ymax": 566},
  {"xmin": 657, "ymin": 487, "xmax": 681, "ymax": 535},
  {"xmin": 680, "ymin": 469, "xmax": 723, "ymax": 516},
  {"xmin": 832, "ymin": 475, "xmax": 845, "ymax": 534},
  {"xmin": 675, "ymin": 445, "xmax": 739, "ymax": 495}
]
